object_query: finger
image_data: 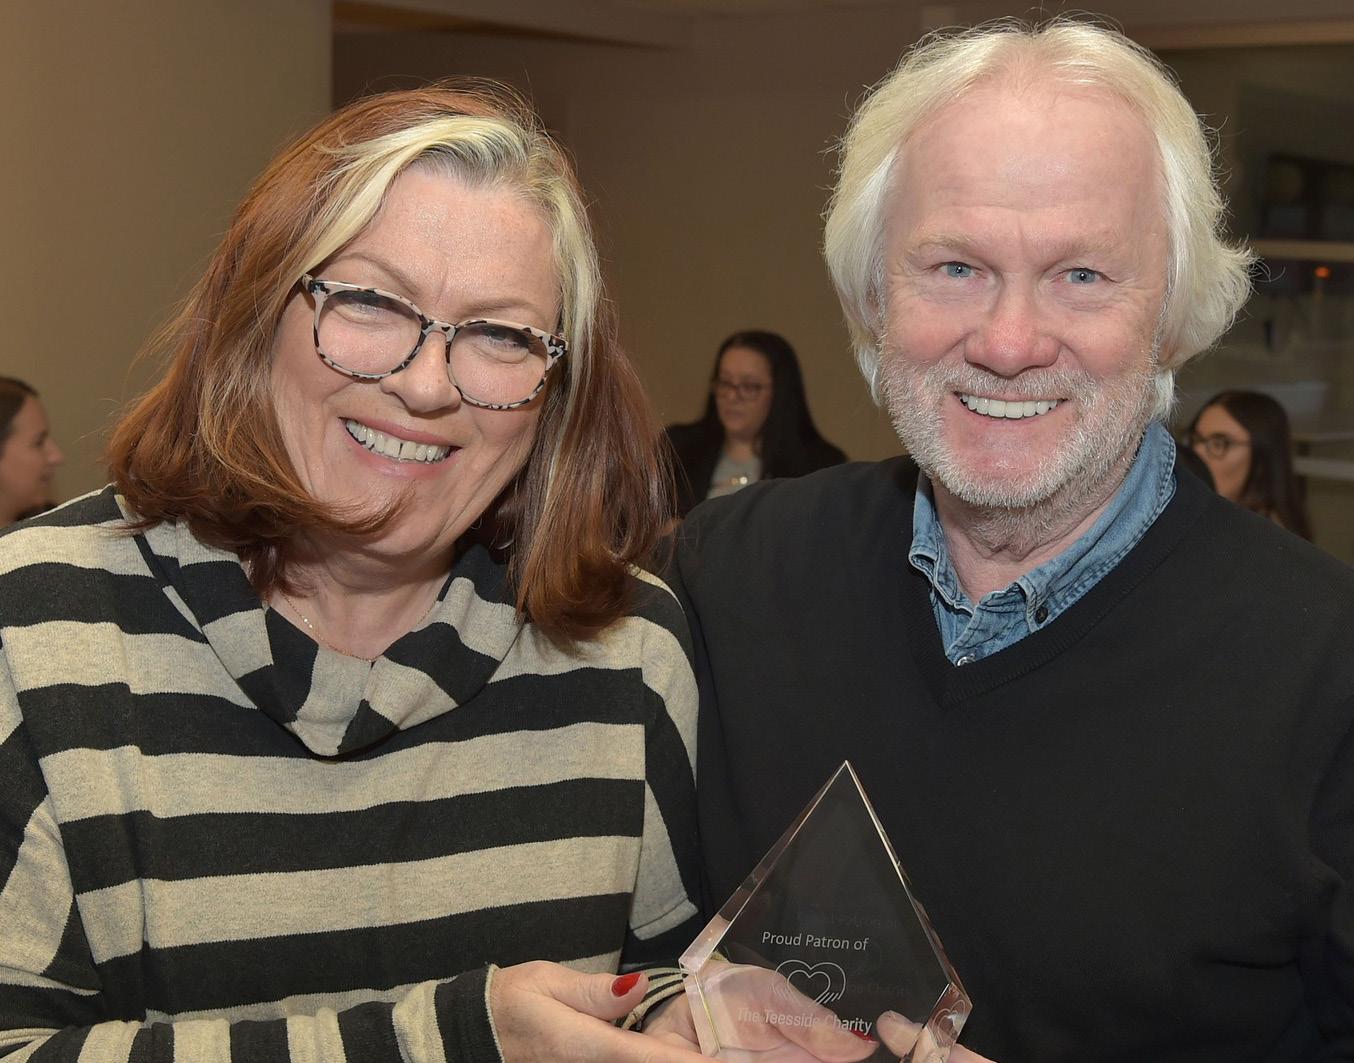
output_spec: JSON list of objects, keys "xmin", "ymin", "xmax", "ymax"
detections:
[
  {"xmin": 877, "ymin": 1012, "xmax": 995, "ymax": 1063},
  {"xmin": 748, "ymin": 980, "xmax": 876, "ymax": 1061},
  {"xmin": 563, "ymin": 1020, "xmax": 710, "ymax": 1063},
  {"xmin": 875, "ymin": 1011, "xmax": 922, "ymax": 1057},
  {"xmin": 548, "ymin": 969, "xmax": 650, "ymax": 1024}
]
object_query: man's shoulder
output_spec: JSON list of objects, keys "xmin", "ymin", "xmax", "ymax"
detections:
[
  {"xmin": 686, "ymin": 457, "xmax": 916, "ymax": 533},
  {"xmin": 1168, "ymin": 474, "xmax": 1354, "ymax": 617},
  {"xmin": 675, "ymin": 457, "xmax": 918, "ymax": 579}
]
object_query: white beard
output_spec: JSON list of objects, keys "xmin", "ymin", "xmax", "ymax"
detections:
[{"xmin": 879, "ymin": 351, "xmax": 1160, "ymax": 547}]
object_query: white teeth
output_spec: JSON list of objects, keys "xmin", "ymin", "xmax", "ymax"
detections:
[
  {"xmin": 959, "ymin": 395, "xmax": 1060, "ymax": 421},
  {"xmin": 343, "ymin": 419, "xmax": 452, "ymax": 463}
]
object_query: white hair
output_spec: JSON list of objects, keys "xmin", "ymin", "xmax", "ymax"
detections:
[{"xmin": 823, "ymin": 17, "xmax": 1254, "ymax": 419}]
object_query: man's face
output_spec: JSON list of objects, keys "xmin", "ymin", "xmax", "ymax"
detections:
[{"xmin": 879, "ymin": 83, "xmax": 1170, "ymax": 514}]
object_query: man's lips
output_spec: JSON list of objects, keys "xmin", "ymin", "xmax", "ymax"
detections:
[{"xmin": 958, "ymin": 393, "xmax": 1062, "ymax": 420}]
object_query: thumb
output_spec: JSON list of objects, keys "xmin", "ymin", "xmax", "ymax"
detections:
[{"xmin": 549, "ymin": 969, "xmax": 650, "ymax": 1023}]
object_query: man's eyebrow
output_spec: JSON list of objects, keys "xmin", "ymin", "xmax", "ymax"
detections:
[{"xmin": 905, "ymin": 233, "xmax": 1127, "ymax": 262}]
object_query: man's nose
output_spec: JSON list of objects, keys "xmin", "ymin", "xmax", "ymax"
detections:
[{"xmin": 965, "ymin": 281, "xmax": 1059, "ymax": 377}]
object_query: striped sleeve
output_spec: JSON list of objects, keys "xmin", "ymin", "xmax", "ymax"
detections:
[
  {"xmin": 617, "ymin": 573, "xmax": 703, "ymax": 972},
  {"xmin": 0, "ymin": 645, "xmax": 499, "ymax": 1063}
]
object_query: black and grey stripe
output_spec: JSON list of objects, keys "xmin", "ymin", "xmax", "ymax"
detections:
[{"xmin": 0, "ymin": 488, "xmax": 700, "ymax": 1061}]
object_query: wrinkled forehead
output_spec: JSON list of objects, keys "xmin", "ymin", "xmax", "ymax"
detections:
[{"xmin": 886, "ymin": 80, "xmax": 1168, "ymax": 257}]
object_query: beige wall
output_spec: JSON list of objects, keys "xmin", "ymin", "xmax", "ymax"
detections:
[
  {"xmin": 335, "ymin": 8, "xmax": 928, "ymax": 463},
  {"xmin": 1, "ymin": 0, "xmax": 333, "ymax": 500}
]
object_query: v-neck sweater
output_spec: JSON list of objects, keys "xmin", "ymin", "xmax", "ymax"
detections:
[
  {"xmin": 674, "ymin": 457, "xmax": 1354, "ymax": 1062},
  {"xmin": 0, "ymin": 487, "xmax": 701, "ymax": 1061}
]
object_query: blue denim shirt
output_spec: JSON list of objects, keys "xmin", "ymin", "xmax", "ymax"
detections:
[{"xmin": 909, "ymin": 420, "xmax": 1177, "ymax": 665}]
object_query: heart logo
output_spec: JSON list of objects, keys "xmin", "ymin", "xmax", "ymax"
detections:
[{"xmin": 773, "ymin": 959, "xmax": 847, "ymax": 1006}]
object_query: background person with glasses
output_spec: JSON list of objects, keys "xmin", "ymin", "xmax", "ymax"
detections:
[
  {"xmin": 0, "ymin": 85, "xmax": 708, "ymax": 1063},
  {"xmin": 666, "ymin": 330, "xmax": 845, "ymax": 515},
  {"xmin": 1184, "ymin": 389, "xmax": 1312, "ymax": 539}
]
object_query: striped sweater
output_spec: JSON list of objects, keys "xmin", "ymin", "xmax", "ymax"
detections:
[{"xmin": 0, "ymin": 488, "xmax": 701, "ymax": 1061}]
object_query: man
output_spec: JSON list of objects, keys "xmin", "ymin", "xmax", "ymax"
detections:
[{"xmin": 673, "ymin": 20, "xmax": 1354, "ymax": 1062}]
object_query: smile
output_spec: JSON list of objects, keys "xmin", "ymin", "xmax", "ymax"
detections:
[
  {"xmin": 343, "ymin": 418, "xmax": 453, "ymax": 463},
  {"xmin": 958, "ymin": 394, "xmax": 1061, "ymax": 420}
]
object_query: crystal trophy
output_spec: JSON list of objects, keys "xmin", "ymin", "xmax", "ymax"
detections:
[{"xmin": 681, "ymin": 762, "xmax": 970, "ymax": 1062}]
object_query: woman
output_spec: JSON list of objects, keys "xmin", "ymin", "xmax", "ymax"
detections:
[
  {"xmin": 0, "ymin": 376, "xmax": 63, "ymax": 524},
  {"xmin": 666, "ymin": 330, "xmax": 845, "ymax": 515},
  {"xmin": 1185, "ymin": 389, "xmax": 1312, "ymax": 539},
  {"xmin": 0, "ymin": 86, "xmax": 706, "ymax": 1062}
]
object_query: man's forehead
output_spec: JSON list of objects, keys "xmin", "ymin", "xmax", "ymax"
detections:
[{"xmin": 883, "ymin": 80, "xmax": 1165, "ymax": 240}]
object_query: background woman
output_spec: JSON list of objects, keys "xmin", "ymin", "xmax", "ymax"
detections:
[
  {"xmin": 666, "ymin": 330, "xmax": 845, "ymax": 515},
  {"xmin": 0, "ymin": 86, "xmax": 706, "ymax": 1062},
  {"xmin": 1185, "ymin": 389, "xmax": 1312, "ymax": 539},
  {"xmin": 0, "ymin": 376, "xmax": 63, "ymax": 524}
]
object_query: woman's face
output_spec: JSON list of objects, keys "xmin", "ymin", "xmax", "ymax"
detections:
[
  {"xmin": 1191, "ymin": 403, "xmax": 1251, "ymax": 502},
  {"xmin": 269, "ymin": 167, "xmax": 559, "ymax": 563},
  {"xmin": 714, "ymin": 345, "xmax": 774, "ymax": 444},
  {"xmin": 0, "ymin": 396, "xmax": 63, "ymax": 522}
]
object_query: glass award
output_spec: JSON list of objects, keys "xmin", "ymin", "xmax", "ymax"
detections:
[{"xmin": 681, "ymin": 762, "xmax": 970, "ymax": 1062}]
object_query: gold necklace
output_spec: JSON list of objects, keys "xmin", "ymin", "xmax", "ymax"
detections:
[{"xmin": 278, "ymin": 590, "xmax": 380, "ymax": 663}]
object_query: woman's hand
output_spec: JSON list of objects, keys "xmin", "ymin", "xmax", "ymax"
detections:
[
  {"xmin": 642, "ymin": 966, "xmax": 877, "ymax": 1062},
  {"xmin": 489, "ymin": 961, "xmax": 709, "ymax": 1062}
]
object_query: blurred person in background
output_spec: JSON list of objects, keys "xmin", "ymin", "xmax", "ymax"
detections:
[
  {"xmin": 0, "ymin": 84, "xmax": 709, "ymax": 1063},
  {"xmin": 0, "ymin": 377, "xmax": 63, "ymax": 525},
  {"xmin": 1184, "ymin": 388, "xmax": 1311, "ymax": 538},
  {"xmin": 666, "ymin": 330, "xmax": 845, "ymax": 515}
]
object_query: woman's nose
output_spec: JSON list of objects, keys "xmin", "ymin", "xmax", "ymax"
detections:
[{"xmin": 378, "ymin": 332, "xmax": 461, "ymax": 412}]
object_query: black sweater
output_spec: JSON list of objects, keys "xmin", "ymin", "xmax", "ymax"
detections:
[{"xmin": 673, "ymin": 457, "xmax": 1354, "ymax": 1062}]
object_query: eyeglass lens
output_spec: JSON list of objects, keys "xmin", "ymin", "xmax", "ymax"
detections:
[
  {"xmin": 713, "ymin": 379, "xmax": 767, "ymax": 400},
  {"xmin": 317, "ymin": 289, "xmax": 550, "ymax": 406},
  {"xmin": 1186, "ymin": 432, "xmax": 1243, "ymax": 458}
]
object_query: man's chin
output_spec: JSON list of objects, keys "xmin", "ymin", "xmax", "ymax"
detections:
[{"xmin": 931, "ymin": 469, "xmax": 1061, "ymax": 512}]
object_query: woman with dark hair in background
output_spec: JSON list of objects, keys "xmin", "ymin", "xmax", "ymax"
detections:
[
  {"xmin": 666, "ymin": 330, "xmax": 846, "ymax": 515},
  {"xmin": 0, "ymin": 376, "xmax": 63, "ymax": 525},
  {"xmin": 1184, "ymin": 389, "xmax": 1312, "ymax": 539}
]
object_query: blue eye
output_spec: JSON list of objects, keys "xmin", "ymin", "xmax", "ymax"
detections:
[
  {"xmin": 1068, "ymin": 268, "xmax": 1101, "ymax": 285},
  {"xmin": 943, "ymin": 262, "xmax": 974, "ymax": 279}
]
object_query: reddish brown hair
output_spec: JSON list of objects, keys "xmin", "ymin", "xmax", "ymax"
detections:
[{"xmin": 108, "ymin": 82, "xmax": 673, "ymax": 641}]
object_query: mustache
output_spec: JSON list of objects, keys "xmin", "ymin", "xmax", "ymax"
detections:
[{"xmin": 883, "ymin": 358, "xmax": 1097, "ymax": 402}]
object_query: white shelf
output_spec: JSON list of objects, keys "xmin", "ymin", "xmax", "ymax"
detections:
[{"xmin": 1250, "ymin": 240, "xmax": 1354, "ymax": 264}]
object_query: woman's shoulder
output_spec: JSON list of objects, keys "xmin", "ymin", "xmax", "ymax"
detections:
[
  {"xmin": 621, "ymin": 567, "xmax": 691, "ymax": 654},
  {"xmin": 0, "ymin": 487, "xmax": 136, "ymax": 572}
]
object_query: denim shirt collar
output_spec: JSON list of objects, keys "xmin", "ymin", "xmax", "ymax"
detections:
[{"xmin": 908, "ymin": 420, "xmax": 1177, "ymax": 664}]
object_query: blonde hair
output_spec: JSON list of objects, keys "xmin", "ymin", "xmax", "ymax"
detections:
[{"xmin": 824, "ymin": 17, "xmax": 1254, "ymax": 418}]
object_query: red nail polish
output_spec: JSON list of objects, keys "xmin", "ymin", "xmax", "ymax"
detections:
[
  {"xmin": 611, "ymin": 972, "xmax": 642, "ymax": 996},
  {"xmin": 850, "ymin": 1029, "xmax": 877, "ymax": 1043}
]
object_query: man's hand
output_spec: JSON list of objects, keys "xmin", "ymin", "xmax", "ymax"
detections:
[{"xmin": 875, "ymin": 1011, "xmax": 996, "ymax": 1063}]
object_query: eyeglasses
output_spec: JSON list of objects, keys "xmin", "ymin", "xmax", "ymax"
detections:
[
  {"xmin": 1183, "ymin": 431, "xmax": 1251, "ymax": 459},
  {"xmin": 712, "ymin": 378, "xmax": 770, "ymax": 401},
  {"xmin": 302, "ymin": 275, "xmax": 567, "ymax": 411}
]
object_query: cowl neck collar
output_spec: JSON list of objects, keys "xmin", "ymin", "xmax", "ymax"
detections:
[{"xmin": 137, "ymin": 513, "xmax": 522, "ymax": 757}]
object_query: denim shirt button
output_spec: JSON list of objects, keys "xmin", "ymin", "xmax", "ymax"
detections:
[
  {"xmin": 1034, "ymin": 604, "xmax": 1049, "ymax": 625},
  {"xmin": 956, "ymin": 654, "xmax": 976, "ymax": 666}
]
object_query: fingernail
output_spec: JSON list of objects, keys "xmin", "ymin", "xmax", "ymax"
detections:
[
  {"xmin": 850, "ymin": 1030, "xmax": 877, "ymax": 1043},
  {"xmin": 611, "ymin": 972, "xmax": 642, "ymax": 996}
]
